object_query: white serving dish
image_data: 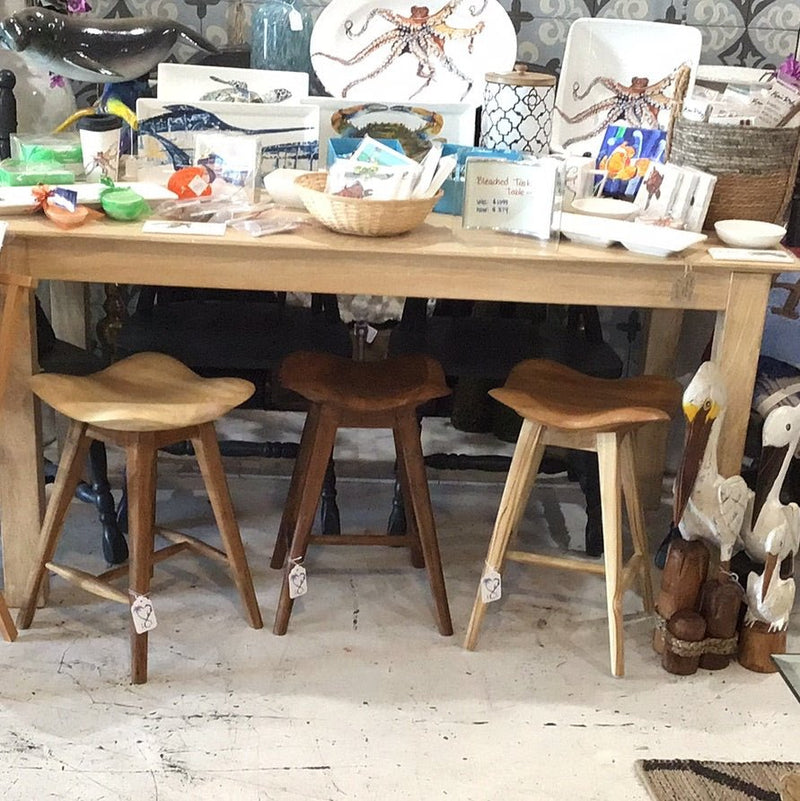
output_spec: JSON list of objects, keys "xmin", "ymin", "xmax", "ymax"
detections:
[
  {"xmin": 714, "ymin": 219, "xmax": 786, "ymax": 249},
  {"xmin": 560, "ymin": 212, "xmax": 707, "ymax": 256},
  {"xmin": 571, "ymin": 196, "xmax": 636, "ymax": 220},
  {"xmin": 559, "ymin": 211, "xmax": 621, "ymax": 247},
  {"xmin": 619, "ymin": 226, "xmax": 707, "ymax": 257}
]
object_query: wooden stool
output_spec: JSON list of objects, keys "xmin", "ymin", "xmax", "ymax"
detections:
[
  {"xmin": 16, "ymin": 352, "xmax": 263, "ymax": 683},
  {"xmin": 0, "ymin": 272, "xmax": 38, "ymax": 643},
  {"xmin": 464, "ymin": 359, "xmax": 682, "ymax": 677},
  {"xmin": 270, "ymin": 351, "xmax": 453, "ymax": 636}
]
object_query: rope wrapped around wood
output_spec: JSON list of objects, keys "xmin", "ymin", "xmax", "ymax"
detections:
[{"xmin": 654, "ymin": 610, "xmax": 739, "ymax": 657}]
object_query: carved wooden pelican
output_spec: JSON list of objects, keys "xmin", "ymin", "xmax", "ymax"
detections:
[
  {"xmin": 673, "ymin": 361, "xmax": 752, "ymax": 568},
  {"xmin": 741, "ymin": 404, "xmax": 800, "ymax": 566},
  {"xmin": 745, "ymin": 526, "xmax": 796, "ymax": 632}
]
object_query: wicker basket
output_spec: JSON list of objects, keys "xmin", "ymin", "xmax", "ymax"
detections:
[
  {"xmin": 294, "ymin": 172, "xmax": 442, "ymax": 236},
  {"xmin": 668, "ymin": 117, "xmax": 800, "ymax": 226}
]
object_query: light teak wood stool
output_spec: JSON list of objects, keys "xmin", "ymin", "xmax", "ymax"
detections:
[
  {"xmin": 16, "ymin": 352, "xmax": 263, "ymax": 683},
  {"xmin": 0, "ymin": 272, "xmax": 39, "ymax": 643},
  {"xmin": 270, "ymin": 351, "xmax": 453, "ymax": 636},
  {"xmin": 464, "ymin": 359, "xmax": 682, "ymax": 677}
]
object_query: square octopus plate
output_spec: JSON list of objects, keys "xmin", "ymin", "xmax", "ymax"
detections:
[{"xmin": 551, "ymin": 18, "xmax": 701, "ymax": 157}]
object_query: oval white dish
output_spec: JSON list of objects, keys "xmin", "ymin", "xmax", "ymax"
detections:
[{"xmin": 620, "ymin": 227, "xmax": 707, "ymax": 257}]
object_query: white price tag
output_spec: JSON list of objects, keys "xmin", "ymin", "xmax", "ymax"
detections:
[
  {"xmin": 480, "ymin": 569, "xmax": 502, "ymax": 603},
  {"xmin": 188, "ymin": 174, "xmax": 210, "ymax": 197},
  {"xmin": 288, "ymin": 563, "xmax": 307, "ymax": 599},
  {"xmin": 130, "ymin": 594, "xmax": 157, "ymax": 634},
  {"xmin": 288, "ymin": 8, "xmax": 303, "ymax": 31}
]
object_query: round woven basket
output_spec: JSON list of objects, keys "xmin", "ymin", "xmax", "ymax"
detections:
[
  {"xmin": 294, "ymin": 172, "xmax": 442, "ymax": 236},
  {"xmin": 668, "ymin": 117, "xmax": 800, "ymax": 226}
]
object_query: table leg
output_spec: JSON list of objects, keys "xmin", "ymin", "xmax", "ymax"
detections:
[
  {"xmin": 636, "ymin": 308, "xmax": 684, "ymax": 509},
  {"xmin": 0, "ymin": 272, "xmax": 46, "ymax": 607},
  {"xmin": 711, "ymin": 272, "xmax": 772, "ymax": 478}
]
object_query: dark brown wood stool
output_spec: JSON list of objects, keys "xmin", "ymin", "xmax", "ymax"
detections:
[
  {"xmin": 464, "ymin": 359, "xmax": 682, "ymax": 677},
  {"xmin": 270, "ymin": 351, "xmax": 453, "ymax": 636},
  {"xmin": 16, "ymin": 352, "xmax": 263, "ymax": 683}
]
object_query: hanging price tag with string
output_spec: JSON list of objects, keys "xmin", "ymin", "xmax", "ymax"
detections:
[
  {"xmin": 288, "ymin": 7, "xmax": 304, "ymax": 31},
  {"xmin": 480, "ymin": 567, "xmax": 502, "ymax": 603},
  {"xmin": 130, "ymin": 593, "xmax": 157, "ymax": 634},
  {"xmin": 288, "ymin": 559, "xmax": 307, "ymax": 599}
]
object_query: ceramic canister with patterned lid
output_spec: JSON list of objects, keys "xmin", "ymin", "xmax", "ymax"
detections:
[{"xmin": 480, "ymin": 64, "xmax": 556, "ymax": 155}]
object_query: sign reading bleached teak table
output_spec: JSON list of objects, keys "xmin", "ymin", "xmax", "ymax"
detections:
[{"xmin": 0, "ymin": 214, "xmax": 797, "ymax": 606}]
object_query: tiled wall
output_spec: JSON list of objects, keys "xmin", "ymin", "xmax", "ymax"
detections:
[{"xmin": 88, "ymin": 0, "xmax": 800, "ymax": 74}]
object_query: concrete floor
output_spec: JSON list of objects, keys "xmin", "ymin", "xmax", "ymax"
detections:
[{"xmin": 1, "ymin": 414, "xmax": 798, "ymax": 800}]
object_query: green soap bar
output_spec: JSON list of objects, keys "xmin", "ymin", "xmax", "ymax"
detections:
[
  {"xmin": 18, "ymin": 142, "xmax": 83, "ymax": 164},
  {"xmin": 100, "ymin": 187, "xmax": 149, "ymax": 221},
  {"xmin": 0, "ymin": 160, "xmax": 76, "ymax": 186}
]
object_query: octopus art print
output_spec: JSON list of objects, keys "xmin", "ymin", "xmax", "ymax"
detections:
[
  {"xmin": 310, "ymin": 0, "xmax": 516, "ymax": 104},
  {"xmin": 556, "ymin": 69, "xmax": 680, "ymax": 148}
]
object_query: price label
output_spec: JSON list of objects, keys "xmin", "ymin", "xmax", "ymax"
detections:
[
  {"xmin": 288, "ymin": 563, "xmax": 307, "ymax": 599},
  {"xmin": 288, "ymin": 8, "xmax": 303, "ymax": 31},
  {"xmin": 480, "ymin": 569, "xmax": 502, "ymax": 603},
  {"xmin": 130, "ymin": 594, "xmax": 157, "ymax": 634}
]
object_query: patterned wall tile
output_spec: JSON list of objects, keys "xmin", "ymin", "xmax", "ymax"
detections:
[
  {"xmin": 686, "ymin": 0, "xmax": 747, "ymax": 27},
  {"xmin": 504, "ymin": 0, "xmax": 591, "ymax": 20},
  {"xmin": 748, "ymin": 27, "xmax": 799, "ymax": 65},
  {"xmin": 694, "ymin": 24, "xmax": 776, "ymax": 66},
  {"xmin": 748, "ymin": 0, "xmax": 800, "ymax": 30},
  {"xmin": 515, "ymin": 17, "xmax": 572, "ymax": 71},
  {"xmin": 593, "ymin": 0, "xmax": 675, "ymax": 21}
]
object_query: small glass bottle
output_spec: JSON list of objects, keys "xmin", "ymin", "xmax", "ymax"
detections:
[{"xmin": 250, "ymin": 0, "xmax": 313, "ymax": 74}]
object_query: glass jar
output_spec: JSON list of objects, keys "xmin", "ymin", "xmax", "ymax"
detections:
[{"xmin": 250, "ymin": 0, "xmax": 313, "ymax": 74}]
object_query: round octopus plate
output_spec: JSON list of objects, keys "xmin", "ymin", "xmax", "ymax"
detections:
[
  {"xmin": 310, "ymin": 0, "xmax": 517, "ymax": 106},
  {"xmin": 551, "ymin": 18, "xmax": 701, "ymax": 157}
]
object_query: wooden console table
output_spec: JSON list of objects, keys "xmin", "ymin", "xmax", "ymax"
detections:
[{"xmin": 0, "ymin": 214, "xmax": 796, "ymax": 606}]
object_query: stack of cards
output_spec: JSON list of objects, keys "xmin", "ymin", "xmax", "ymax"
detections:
[
  {"xmin": 326, "ymin": 136, "xmax": 456, "ymax": 201},
  {"xmin": 633, "ymin": 162, "xmax": 717, "ymax": 232}
]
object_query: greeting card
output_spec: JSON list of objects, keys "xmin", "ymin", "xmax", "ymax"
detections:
[{"xmin": 596, "ymin": 125, "xmax": 668, "ymax": 199}]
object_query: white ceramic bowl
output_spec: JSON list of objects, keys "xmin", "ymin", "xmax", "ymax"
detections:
[
  {"xmin": 571, "ymin": 196, "xmax": 637, "ymax": 220},
  {"xmin": 714, "ymin": 219, "xmax": 786, "ymax": 249}
]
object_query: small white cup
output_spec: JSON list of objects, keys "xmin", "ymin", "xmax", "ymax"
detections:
[{"xmin": 76, "ymin": 114, "xmax": 122, "ymax": 182}]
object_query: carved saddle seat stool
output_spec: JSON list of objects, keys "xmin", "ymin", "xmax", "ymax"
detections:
[
  {"xmin": 269, "ymin": 351, "xmax": 454, "ymax": 638},
  {"xmin": 15, "ymin": 352, "xmax": 263, "ymax": 684},
  {"xmin": 463, "ymin": 359, "xmax": 682, "ymax": 677}
]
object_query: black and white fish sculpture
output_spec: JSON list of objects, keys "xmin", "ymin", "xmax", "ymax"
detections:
[
  {"xmin": 199, "ymin": 77, "xmax": 293, "ymax": 104},
  {"xmin": 0, "ymin": 8, "xmax": 217, "ymax": 83}
]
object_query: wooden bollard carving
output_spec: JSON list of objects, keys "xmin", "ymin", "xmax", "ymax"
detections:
[
  {"xmin": 698, "ymin": 574, "xmax": 744, "ymax": 670},
  {"xmin": 662, "ymin": 610, "xmax": 707, "ymax": 675},
  {"xmin": 653, "ymin": 539, "xmax": 710, "ymax": 654}
]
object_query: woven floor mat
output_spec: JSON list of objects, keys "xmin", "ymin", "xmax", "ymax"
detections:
[{"xmin": 636, "ymin": 759, "xmax": 800, "ymax": 801}]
